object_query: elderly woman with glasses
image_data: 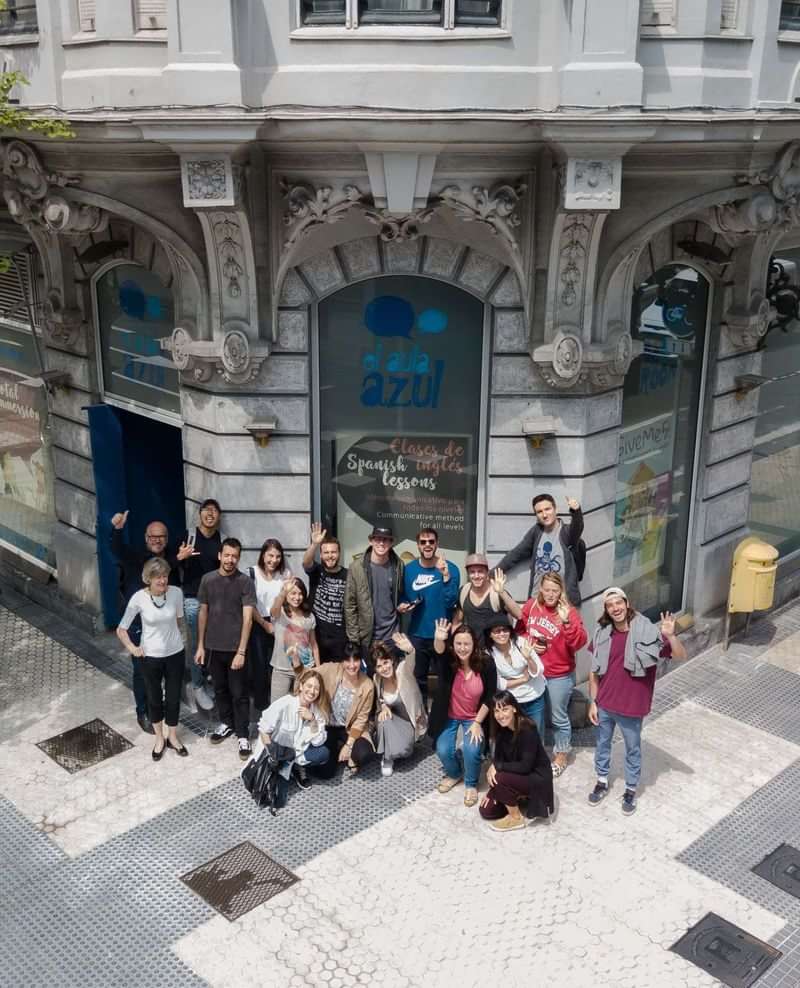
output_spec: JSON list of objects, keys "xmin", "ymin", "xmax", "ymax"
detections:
[
  {"xmin": 371, "ymin": 632, "xmax": 428, "ymax": 777},
  {"xmin": 479, "ymin": 690, "xmax": 554, "ymax": 832},
  {"xmin": 117, "ymin": 556, "xmax": 189, "ymax": 761}
]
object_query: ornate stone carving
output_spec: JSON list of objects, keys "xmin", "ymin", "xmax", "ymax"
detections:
[
  {"xmin": 723, "ymin": 292, "xmax": 771, "ymax": 350},
  {"xmin": 181, "ymin": 155, "xmax": 236, "ymax": 208},
  {"xmin": 531, "ymin": 327, "xmax": 641, "ymax": 393},
  {"xmin": 711, "ymin": 193, "xmax": 777, "ymax": 238},
  {"xmin": 544, "ymin": 211, "xmax": 607, "ymax": 342},
  {"xmin": 437, "ymin": 181, "xmax": 527, "ymax": 251},
  {"xmin": 42, "ymin": 289, "xmax": 83, "ymax": 348},
  {"xmin": 162, "ymin": 322, "xmax": 270, "ymax": 386},
  {"xmin": 279, "ymin": 177, "xmax": 528, "ymax": 253},
  {"xmin": 1, "ymin": 140, "xmax": 108, "ymax": 237},
  {"xmin": 281, "ymin": 181, "xmax": 370, "ymax": 249},
  {"xmin": 563, "ymin": 158, "xmax": 621, "ymax": 210}
]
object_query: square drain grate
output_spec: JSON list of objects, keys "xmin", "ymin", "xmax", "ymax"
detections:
[
  {"xmin": 670, "ymin": 912, "xmax": 782, "ymax": 988},
  {"xmin": 752, "ymin": 843, "xmax": 800, "ymax": 900},
  {"xmin": 36, "ymin": 718, "xmax": 134, "ymax": 774},
  {"xmin": 180, "ymin": 841, "xmax": 299, "ymax": 921}
]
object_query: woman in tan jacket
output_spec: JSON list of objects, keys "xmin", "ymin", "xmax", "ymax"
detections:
[
  {"xmin": 315, "ymin": 643, "xmax": 376, "ymax": 777},
  {"xmin": 371, "ymin": 632, "xmax": 428, "ymax": 777}
]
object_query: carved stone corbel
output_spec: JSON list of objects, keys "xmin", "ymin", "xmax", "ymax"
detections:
[
  {"xmin": 42, "ymin": 289, "xmax": 83, "ymax": 349},
  {"xmin": 544, "ymin": 211, "xmax": 607, "ymax": 340},
  {"xmin": 163, "ymin": 321, "xmax": 271, "ymax": 386},
  {"xmin": 531, "ymin": 327, "xmax": 640, "ymax": 393}
]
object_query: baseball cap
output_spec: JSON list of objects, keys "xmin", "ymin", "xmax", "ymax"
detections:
[{"xmin": 602, "ymin": 586, "xmax": 628, "ymax": 603}]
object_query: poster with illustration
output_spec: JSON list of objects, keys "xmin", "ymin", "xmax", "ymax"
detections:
[
  {"xmin": 613, "ymin": 412, "xmax": 675, "ymax": 609},
  {"xmin": 334, "ymin": 432, "xmax": 474, "ymax": 571}
]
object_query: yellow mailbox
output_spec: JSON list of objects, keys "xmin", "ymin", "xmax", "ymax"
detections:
[{"xmin": 723, "ymin": 536, "xmax": 779, "ymax": 649}]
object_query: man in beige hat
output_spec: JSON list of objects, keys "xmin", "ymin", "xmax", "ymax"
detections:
[{"xmin": 453, "ymin": 553, "xmax": 521, "ymax": 641}]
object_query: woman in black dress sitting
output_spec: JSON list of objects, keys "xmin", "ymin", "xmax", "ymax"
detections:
[{"xmin": 479, "ymin": 690, "xmax": 554, "ymax": 832}]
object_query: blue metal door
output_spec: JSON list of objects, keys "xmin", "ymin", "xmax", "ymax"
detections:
[{"xmin": 86, "ymin": 404, "xmax": 127, "ymax": 627}]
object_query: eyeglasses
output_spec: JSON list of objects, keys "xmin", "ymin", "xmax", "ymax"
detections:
[{"xmin": 418, "ymin": 539, "xmax": 436, "ymax": 546}]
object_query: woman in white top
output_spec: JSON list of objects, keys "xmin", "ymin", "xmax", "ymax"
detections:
[
  {"xmin": 247, "ymin": 538, "xmax": 292, "ymax": 715},
  {"xmin": 117, "ymin": 557, "xmax": 189, "ymax": 761},
  {"xmin": 484, "ymin": 613, "xmax": 547, "ymax": 743},
  {"xmin": 258, "ymin": 668, "xmax": 331, "ymax": 802}
]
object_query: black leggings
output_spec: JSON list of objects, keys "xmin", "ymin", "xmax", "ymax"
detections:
[
  {"xmin": 141, "ymin": 650, "xmax": 184, "ymax": 726},
  {"xmin": 309, "ymin": 725, "xmax": 375, "ymax": 779},
  {"xmin": 247, "ymin": 624, "xmax": 274, "ymax": 712}
]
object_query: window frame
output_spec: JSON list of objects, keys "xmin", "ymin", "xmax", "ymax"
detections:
[{"xmin": 292, "ymin": 0, "xmax": 509, "ymax": 39}]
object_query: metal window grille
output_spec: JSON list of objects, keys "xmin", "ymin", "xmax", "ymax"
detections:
[
  {"xmin": 454, "ymin": 0, "xmax": 500, "ymax": 25},
  {"xmin": 135, "ymin": 0, "xmax": 167, "ymax": 30},
  {"xmin": 641, "ymin": 0, "xmax": 674, "ymax": 27},
  {"xmin": 0, "ymin": 0, "xmax": 38, "ymax": 35},
  {"xmin": 77, "ymin": 0, "xmax": 95, "ymax": 32},
  {"xmin": 780, "ymin": 1, "xmax": 800, "ymax": 30}
]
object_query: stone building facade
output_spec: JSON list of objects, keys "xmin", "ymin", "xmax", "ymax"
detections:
[{"xmin": 1, "ymin": 0, "xmax": 800, "ymax": 642}]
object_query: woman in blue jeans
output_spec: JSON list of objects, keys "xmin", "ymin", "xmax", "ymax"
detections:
[
  {"xmin": 429, "ymin": 620, "xmax": 497, "ymax": 808},
  {"xmin": 485, "ymin": 614, "xmax": 547, "ymax": 741}
]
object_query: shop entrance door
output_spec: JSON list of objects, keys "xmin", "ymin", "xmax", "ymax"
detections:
[
  {"xmin": 88, "ymin": 404, "xmax": 185, "ymax": 627},
  {"xmin": 613, "ymin": 263, "xmax": 710, "ymax": 616},
  {"xmin": 316, "ymin": 276, "xmax": 485, "ymax": 569}
]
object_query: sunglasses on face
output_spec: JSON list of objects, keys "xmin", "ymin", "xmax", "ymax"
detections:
[{"xmin": 418, "ymin": 539, "xmax": 436, "ymax": 546}]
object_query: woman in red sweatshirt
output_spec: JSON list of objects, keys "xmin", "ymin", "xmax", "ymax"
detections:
[{"xmin": 515, "ymin": 572, "xmax": 587, "ymax": 777}]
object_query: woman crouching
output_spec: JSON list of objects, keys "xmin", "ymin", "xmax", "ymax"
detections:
[
  {"xmin": 372, "ymin": 632, "xmax": 428, "ymax": 777},
  {"xmin": 257, "ymin": 668, "xmax": 330, "ymax": 804},
  {"xmin": 479, "ymin": 691, "xmax": 554, "ymax": 832}
]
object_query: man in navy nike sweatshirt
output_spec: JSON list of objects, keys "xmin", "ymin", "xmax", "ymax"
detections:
[{"xmin": 398, "ymin": 527, "xmax": 460, "ymax": 703}]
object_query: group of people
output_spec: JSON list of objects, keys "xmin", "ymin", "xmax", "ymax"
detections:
[{"xmin": 112, "ymin": 490, "xmax": 687, "ymax": 825}]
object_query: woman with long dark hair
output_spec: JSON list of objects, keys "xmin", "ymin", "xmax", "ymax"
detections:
[
  {"xmin": 372, "ymin": 633, "xmax": 428, "ymax": 776},
  {"xmin": 269, "ymin": 576, "xmax": 319, "ymax": 701},
  {"xmin": 247, "ymin": 539, "xmax": 292, "ymax": 715},
  {"xmin": 314, "ymin": 642, "xmax": 376, "ymax": 778},
  {"xmin": 430, "ymin": 620, "xmax": 497, "ymax": 807},
  {"xmin": 479, "ymin": 691, "xmax": 554, "ymax": 832}
]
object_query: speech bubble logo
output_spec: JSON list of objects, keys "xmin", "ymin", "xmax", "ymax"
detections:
[
  {"xmin": 417, "ymin": 308, "xmax": 448, "ymax": 334},
  {"xmin": 364, "ymin": 296, "xmax": 415, "ymax": 338}
]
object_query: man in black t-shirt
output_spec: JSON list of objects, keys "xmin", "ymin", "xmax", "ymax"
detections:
[
  {"xmin": 302, "ymin": 522, "xmax": 348, "ymax": 663},
  {"xmin": 177, "ymin": 498, "xmax": 223, "ymax": 711}
]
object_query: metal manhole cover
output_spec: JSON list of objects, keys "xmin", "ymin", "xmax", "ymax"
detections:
[
  {"xmin": 670, "ymin": 912, "xmax": 782, "ymax": 988},
  {"xmin": 36, "ymin": 718, "xmax": 134, "ymax": 774},
  {"xmin": 752, "ymin": 843, "xmax": 800, "ymax": 900},
  {"xmin": 180, "ymin": 841, "xmax": 299, "ymax": 921}
]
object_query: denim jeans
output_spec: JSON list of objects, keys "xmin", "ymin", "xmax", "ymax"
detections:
[
  {"xmin": 545, "ymin": 671, "xmax": 575, "ymax": 753},
  {"xmin": 519, "ymin": 694, "xmax": 546, "ymax": 743},
  {"xmin": 435, "ymin": 718, "xmax": 484, "ymax": 788},
  {"xmin": 594, "ymin": 706, "xmax": 643, "ymax": 789},
  {"xmin": 183, "ymin": 597, "xmax": 205, "ymax": 688}
]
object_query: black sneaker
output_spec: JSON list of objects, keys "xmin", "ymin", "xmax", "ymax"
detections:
[
  {"xmin": 621, "ymin": 789, "xmax": 637, "ymax": 815},
  {"xmin": 293, "ymin": 764, "xmax": 312, "ymax": 790},
  {"xmin": 588, "ymin": 782, "xmax": 609, "ymax": 805},
  {"xmin": 209, "ymin": 723, "xmax": 233, "ymax": 744}
]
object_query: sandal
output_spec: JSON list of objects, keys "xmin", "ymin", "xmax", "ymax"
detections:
[
  {"xmin": 464, "ymin": 789, "xmax": 479, "ymax": 808},
  {"xmin": 437, "ymin": 777, "xmax": 462, "ymax": 794}
]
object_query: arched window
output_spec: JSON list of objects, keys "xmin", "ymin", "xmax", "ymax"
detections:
[
  {"xmin": 94, "ymin": 263, "xmax": 179, "ymax": 418},
  {"xmin": 614, "ymin": 262, "xmax": 711, "ymax": 615},
  {"xmin": 316, "ymin": 275, "xmax": 484, "ymax": 567}
]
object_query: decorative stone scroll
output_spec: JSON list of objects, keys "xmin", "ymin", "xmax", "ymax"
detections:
[
  {"xmin": 1, "ymin": 140, "xmax": 108, "ymax": 237},
  {"xmin": 279, "ymin": 177, "xmax": 528, "ymax": 254},
  {"xmin": 531, "ymin": 327, "xmax": 641, "ymax": 392},
  {"xmin": 163, "ymin": 322, "xmax": 271, "ymax": 386}
]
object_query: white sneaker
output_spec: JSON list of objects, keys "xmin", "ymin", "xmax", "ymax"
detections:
[
  {"xmin": 238, "ymin": 738, "xmax": 252, "ymax": 761},
  {"xmin": 381, "ymin": 758, "xmax": 394, "ymax": 777},
  {"xmin": 193, "ymin": 684, "xmax": 215, "ymax": 711}
]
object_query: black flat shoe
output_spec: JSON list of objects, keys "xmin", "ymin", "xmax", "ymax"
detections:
[
  {"xmin": 137, "ymin": 713, "xmax": 155, "ymax": 735},
  {"xmin": 152, "ymin": 742, "xmax": 166, "ymax": 761},
  {"xmin": 166, "ymin": 739, "xmax": 189, "ymax": 757}
]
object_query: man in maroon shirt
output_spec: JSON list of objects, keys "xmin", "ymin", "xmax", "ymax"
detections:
[{"xmin": 587, "ymin": 587, "xmax": 687, "ymax": 815}]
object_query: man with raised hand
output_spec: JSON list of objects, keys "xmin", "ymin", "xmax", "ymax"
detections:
[
  {"xmin": 302, "ymin": 522, "xmax": 348, "ymax": 663},
  {"xmin": 399, "ymin": 527, "xmax": 460, "ymax": 703},
  {"xmin": 497, "ymin": 494, "xmax": 584, "ymax": 606}
]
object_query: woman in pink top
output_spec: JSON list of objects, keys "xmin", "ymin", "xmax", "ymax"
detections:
[{"xmin": 516, "ymin": 572, "xmax": 587, "ymax": 777}]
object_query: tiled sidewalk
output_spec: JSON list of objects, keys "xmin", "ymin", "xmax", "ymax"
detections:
[{"xmin": 2, "ymin": 587, "xmax": 800, "ymax": 987}]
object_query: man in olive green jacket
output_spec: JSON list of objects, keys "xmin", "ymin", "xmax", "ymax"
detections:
[{"xmin": 344, "ymin": 526, "xmax": 405, "ymax": 660}]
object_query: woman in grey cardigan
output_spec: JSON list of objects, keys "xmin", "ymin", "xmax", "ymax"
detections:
[{"xmin": 371, "ymin": 632, "xmax": 428, "ymax": 777}]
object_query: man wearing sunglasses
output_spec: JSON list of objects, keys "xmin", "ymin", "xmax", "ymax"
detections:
[{"xmin": 399, "ymin": 527, "xmax": 460, "ymax": 703}]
